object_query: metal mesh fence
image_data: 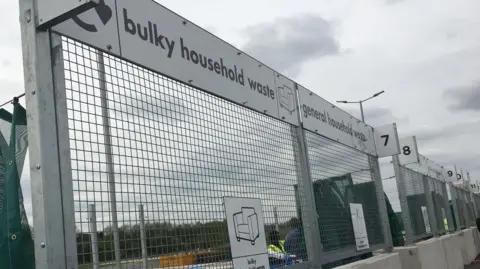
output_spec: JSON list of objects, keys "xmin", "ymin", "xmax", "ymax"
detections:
[
  {"xmin": 460, "ymin": 188, "xmax": 476, "ymax": 226},
  {"xmin": 305, "ymin": 131, "xmax": 384, "ymax": 256},
  {"xmin": 398, "ymin": 166, "xmax": 431, "ymax": 238},
  {"xmin": 60, "ymin": 37, "xmax": 313, "ymax": 269},
  {"xmin": 451, "ymin": 186, "xmax": 469, "ymax": 229},
  {"xmin": 427, "ymin": 177, "xmax": 450, "ymax": 233},
  {"xmin": 474, "ymin": 194, "xmax": 480, "ymax": 217},
  {"xmin": 466, "ymin": 193, "xmax": 475, "ymax": 226}
]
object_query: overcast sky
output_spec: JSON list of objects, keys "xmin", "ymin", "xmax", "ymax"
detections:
[{"xmin": 1, "ymin": 0, "xmax": 480, "ymax": 223}]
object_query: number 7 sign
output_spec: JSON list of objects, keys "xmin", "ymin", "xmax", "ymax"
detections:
[{"xmin": 374, "ymin": 123, "xmax": 400, "ymax": 157}]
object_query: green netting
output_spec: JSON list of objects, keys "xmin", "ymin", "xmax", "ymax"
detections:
[
  {"xmin": 407, "ymin": 194, "xmax": 429, "ymax": 236},
  {"xmin": 295, "ymin": 174, "xmax": 404, "ymax": 265},
  {"xmin": 385, "ymin": 195, "xmax": 404, "ymax": 247},
  {"xmin": 0, "ymin": 102, "xmax": 35, "ymax": 269}
]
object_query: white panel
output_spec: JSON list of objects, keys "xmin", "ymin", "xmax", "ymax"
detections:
[
  {"xmin": 49, "ymin": 0, "xmax": 301, "ymax": 126},
  {"xmin": 444, "ymin": 167, "xmax": 456, "ymax": 182},
  {"xmin": 233, "ymin": 254, "xmax": 269, "ymax": 269},
  {"xmin": 116, "ymin": 0, "xmax": 288, "ymax": 123},
  {"xmin": 37, "ymin": 0, "xmax": 97, "ymax": 28},
  {"xmin": 444, "ymin": 166, "xmax": 461, "ymax": 183},
  {"xmin": 52, "ymin": 0, "xmax": 120, "ymax": 54},
  {"xmin": 398, "ymin": 136, "xmax": 419, "ymax": 165},
  {"xmin": 421, "ymin": 206, "xmax": 431, "ymax": 234},
  {"xmin": 350, "ymin": 203, "xmax": 370, "ymax": 251},
  {"xmin": 224, "ymin": 197, "xmax": 267, "ymax": 259},
  {"xmin": 275, "ymin": 74, "xmax": 299, "ymax": 126},
  {"xmin": 298, "ymin": 86, "xmax": 376, "ymax": 155},
  {"xmin": 374, "ymin": 123, "xmax": 400, "ymax": 158}
]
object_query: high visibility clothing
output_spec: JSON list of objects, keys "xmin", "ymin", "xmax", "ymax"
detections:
[{"xmin": 268, "ymin": 240, "xmax": 286, "ymax": 254}]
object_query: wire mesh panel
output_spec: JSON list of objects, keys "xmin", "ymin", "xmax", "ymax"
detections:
[
  {"xmin": 452, "ymin": 186, "xmax": 468, "ymax": 229},
  {"xmin": 427, "ymin": 177, "xmax": 449, "ymax": 233},
  {"xmin": 305, "ymin": 131, "xmax": 385, "ymax": 263},
  {"xmin": 381, "ymin": 176, "xmax": 405, "ymax": 247},
  {"xmin": 398, "ymin": 167, "xmax": 431, "ymax": 239},
  {"xmin": 475, "ymin": 194, "xmax": 480, "ymax": 217},
  {"xmin": 59, "ymin": 36, "xmax": 313, "ymax": 269},
  {"xmin": 460, "ymin": 188, "xmax": 475, "ymax": 226}
]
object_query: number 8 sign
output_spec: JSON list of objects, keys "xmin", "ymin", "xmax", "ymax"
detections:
[{"xmin": 398, "ymin": 136, "xmax": 420, "ymax": 165}]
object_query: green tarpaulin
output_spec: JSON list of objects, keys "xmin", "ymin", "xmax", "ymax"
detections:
[{"xmin": 0, "ymin": 102, "xmax": 35, "ymax": 269}]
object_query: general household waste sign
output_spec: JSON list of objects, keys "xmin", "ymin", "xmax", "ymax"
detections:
[
  {"xmin": 350, "ymin": 203, "xmax": 370, "ymax": 251},
  {"xmin": 224, "ymin": 197, "xmax": 269, "ymax": 269}
]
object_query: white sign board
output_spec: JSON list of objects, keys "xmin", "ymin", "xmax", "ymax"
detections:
[
  {"xmin": 421, "ymin": 206, "xmax": 431, "ymax": 234},
  {"xmin": 374, "ymin": 123, "xmax": 400, "ymax": 158},
  {"xmin": 444, "ymin": 166, "xmax": 457, "ymax": 182},
  {"xmin": 298, "ymin": 86, "xmax": 376, "ymax": 156},
  {"xmin": 398, "ymin": 136, "xmax": 419, "ymax": 165},
  {"xmin": 52, "ymin": 0, "xmax": 121, "ymax": 54},
  {"xmin": 350, "ymin": 203, "xmax": 370, "ymax": 251},
  {"xmin": 224, "ymin": 197, "xmax": 268, "ymax": 269},
  {"xmin": 37, "ymin": 0, "xmax": 98, "ymax": 28},
  {"xmin": 52, "ymin": 0, "xmax": 299, "ymax": 126},
  {"xmin": 456, "ymin": 169, "xmax": 464, "ymax": 182}
]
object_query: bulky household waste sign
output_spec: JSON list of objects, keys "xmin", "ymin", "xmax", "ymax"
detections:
[{"xmin": 224, "ymin": 197, "xmax": 269, "ymax": 269}]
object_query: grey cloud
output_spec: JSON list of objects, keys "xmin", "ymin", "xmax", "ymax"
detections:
[
  {"xmin": 344, "ymin": 106, "xmax": 409, "ymax": 127},
  {"xmin": 414, "ymin": 120, "xmax": 480, "ymax": 142},
  {"xmin": 385, "ymin": 0, "xmax": 406, "ymax": 4},
  {"xmin": 444, "ymin": 82, "xmax": 480, "ymax": 112},
  {"xmin": 363, "ymin": 107, "xmax": 392, "ymax": 120},
  {"xmin": 2, "ymin": 59, "xmax": 10, "ymax": 67},
  {"xmin": 242, "ymin": 14, "xmax": 340, "ymax": 77}
]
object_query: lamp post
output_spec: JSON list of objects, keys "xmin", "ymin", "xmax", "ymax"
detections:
[{"xmin": 337, "ymin": 90, "xmax": 385, "ymax": 122}]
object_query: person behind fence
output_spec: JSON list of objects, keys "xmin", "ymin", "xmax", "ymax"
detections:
[
  {"xmin": 268, "ymin": 230, "xmax": 289, "ymax": 267},
  {"xmin": 284, "ymin": 218, "xmax": 303, "ymax": 259},
  {"xmin": 268, "ymin": 230, "xmax": 286, "ymax": 254}
]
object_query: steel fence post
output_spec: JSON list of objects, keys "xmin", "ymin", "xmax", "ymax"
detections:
[
  {"xmin": 475, "ymin": 194, "xmax": 480, "ymax": 217},
  {"xmin": 462, "ymin": 190, "xmax": 471, "ymax": 228},
  {"xmin": 89, "ymin": 205, "xmax": 100, "ymax": 269},
  {"xmin": 449, "ymin": 183, "xmax": 461, "ymax": 231},
  {"xmin": 18, "ymin": 0, "xmax": 78, "ymax": 266},
  {"xmin": 138, "ymin": 205, "xmax": 148, "ymax": 269},
  {"xmin": 472, "ymin": 193, "xmax": 478, "ymax": 223},
  {"xmin": 98, "ymin": 51, "xmax": 122, "ymax": 268},
  {"xmin": 274, "ymin": 206, "xmax": 280, "ymax": 232},
  {"xmin": 292, "ymin": 83, "xmax": 323, "ymax": 268},
  {"xmin": 467, "ymin": 173, "xmax": 477, "ymax": 221},
  {"xmin": 465, "ymin": 191, "xmax": 471, "ymax": 226},
  {"xmin": 422, "ymin": 176, "xmax": 438, "ymax": 236},
  {"xmin": 370, "ymin": 156, "xmax": 393, "ymax": 252},
  {"xmin": 392, "ymin": 155, "xmax": 415, "ymax": 245}
]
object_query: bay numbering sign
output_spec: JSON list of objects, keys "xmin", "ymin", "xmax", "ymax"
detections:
[
  {"xmin": 373, "ymin": 123, "xmax": 400, "ymax": 158},
  {"xmin": 398, "ymin": 136, "xmax": 420, "ymax": 165}
]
